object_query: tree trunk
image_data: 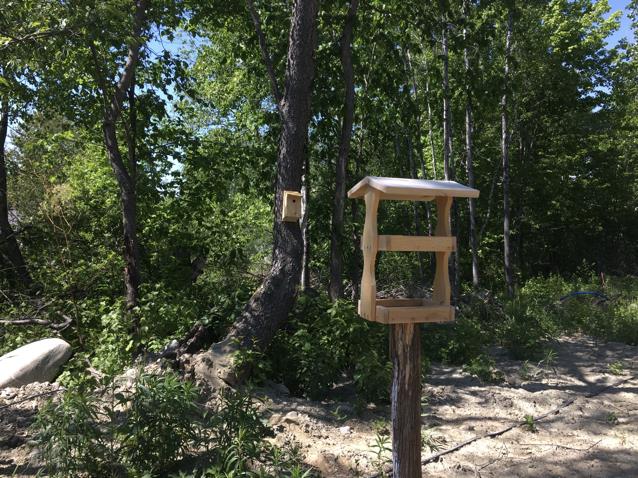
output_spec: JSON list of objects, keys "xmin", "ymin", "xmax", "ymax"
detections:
[
  {"xmin": 407, "ymin": 135, "xmax": 425, "ymax": 281},
  {"xmin": 502, "ymin": 6, "xmax": 514, "ymax": 297},
  {"xmin": 197, "ymin": 0, "xmax": 319, "ymax": 386},
  {"xmin": 441, "ymin": 11, "xmax": 460, "ymax": 301},
  {"xmin": 97, "ymin": 0, "xmax": 147, "ymax": 329},
  {"xmin": 424, "ymin": 57, "xmax": 437, "ymax": 180},
  {"xmin": 329, "ymin": 0, "xmax": 359, "ymax": 301},
  {"xmin": 404, "ymin": 49, "xmax": 433, "ymax": 238},
  {"xmin": 0, "ymin": 100, "xmax": 32, "ymax": 288},
  {"xmin": 463, "ymin": 0, "xmax": 479, "ymax": 288}
]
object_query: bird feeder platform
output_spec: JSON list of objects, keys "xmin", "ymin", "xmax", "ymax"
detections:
[{"xmin": 348, "ymin": 176, "xmax": 479, "ymax": 325}]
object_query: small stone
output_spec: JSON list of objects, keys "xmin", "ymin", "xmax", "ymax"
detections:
[
  {"xmin": 284, "ymin": 411, "xmax": 299, "ymax": 424},
  {"xmin": 268, "ymin": 413, "xmax": 283, "ymax": 425},
  {"xmin": 339, "ymin": 425, "xmax": 352, "ymax": 434}
]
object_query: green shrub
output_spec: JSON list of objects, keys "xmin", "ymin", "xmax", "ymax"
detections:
[
  {"xmin": 463, "ymin": 354, "xmax": 503, "ymax": 383},
  {"xmin": 269, "ymin": 293, "xmax": 390, "ymax": 401},
  {"xmin": 34, "ymin": 371, "xmax": 298, "ymax": 477}
]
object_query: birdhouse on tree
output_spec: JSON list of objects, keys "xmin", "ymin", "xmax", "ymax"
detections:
[{"xmin": 348, "ymin": 176, "xmax": 480, "ymax": 324}]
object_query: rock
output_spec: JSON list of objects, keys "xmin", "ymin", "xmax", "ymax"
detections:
[
  {"xmin": 307, "ymin": 451, "xmax": 335, "ymax": 476},
  {"xmin": 284, "ymin": 411, "xmax": 299, "ymax": 424},
  {"xmin": 339, "ymin": 425, "xmax": 352, "ymax": 434},
  {"xmin": 268, "ymin": 413, "xmax": 283, "ymax": 425},
  {"xmin": 264, "ymin": 380, "xmax": 290, "ymax": 396},
  {"xmin": 0, "ymin": 338, "xmax": 72, "ymax": 389}
]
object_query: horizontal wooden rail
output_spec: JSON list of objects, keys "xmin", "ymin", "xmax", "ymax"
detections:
[
  {"xmin": 376, "ymin": 235, "xmax": 456, "ymax": 252},
  {"xmin": 358, "ymin": 299, "xmax": 455, "ymax": 324}
]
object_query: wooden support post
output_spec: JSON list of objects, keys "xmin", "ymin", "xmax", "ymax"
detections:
[
  {"xmin": 360, "ymin": 190, "xmax": 379, "ymax": 320},
  {"xmin": 391, "ymin": 323, "xmax": 422, "ymax": 477},
  {"xmin": 433, "ymin": 196, "xmax": 452, "ymax": 306},
  {"xmin": 347, "ymin": 177, "xmax": 479, "ymax": 477}
]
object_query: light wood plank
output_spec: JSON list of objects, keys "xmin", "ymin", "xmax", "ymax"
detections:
[
  {"xmin": 360, "ymin": 190, "xmax": 380, "ymax": 321},
  {"xmin": 377, "ymin": 235, "xmax": 456, "ymax": 252},
  {"xmin": 376, "ymin": 304, "xmax": 454, "ymax": 324}
]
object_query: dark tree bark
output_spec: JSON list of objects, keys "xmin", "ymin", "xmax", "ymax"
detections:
[
  {"xmin": 463, "ymin": 0, "xmax": 480, "ymax": 288},
  {"xmin": 391, "ymin": 323, "xmax": 422, "ymax": 477},
  {"xmin": 93, "ymin": 0, "xmax": 148, "ymax": 326},
  {"xmin": 0, "ymin": 100, "xmax": 32, "ymax": 288},
  {"xmin": 195, "ymin": 0, "xmax": 320, "ymax": 386},
  {"xmin": 227, "ymin": 0, "xmax": 318, "ymax": 348},
  {"xmin": 502, "ymin": 5, "xmax": 514, "ymax": 297},
  {"xmin": 329, "ymin": 0, "xmax": 359, "ymax": 301}
]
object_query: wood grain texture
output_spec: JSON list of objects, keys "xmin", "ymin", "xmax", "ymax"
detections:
[
  {"xmin": 390, "ymin": 323, "xmax": 422, "ymax": 477},
  {"xmin": 377, "ymin": 304, "xmax": 453, "ymax": 324},
  {"xmin": 433, "ymin": 196, "xmax": 453, "ymax": 306},
  {"xmin": 377, "ymin": 235, "xmax": 456, "ymax": 252},
  {"xmin": 360, "ymin": 191, "xmax": 380, "ymax": 321}
]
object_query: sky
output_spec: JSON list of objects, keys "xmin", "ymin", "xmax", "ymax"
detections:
[{"xmin": 606, "ymin": 0, "xmax": 634, "ymax": 46}]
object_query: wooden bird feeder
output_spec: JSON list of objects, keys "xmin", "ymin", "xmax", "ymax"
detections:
[
  {"xmin": 348, "ymin": 176, "xmax": 479, "ymax": 478},
  {"xmin": 348, "ymin": 176, "xmax": 479, "ymax": 324}
]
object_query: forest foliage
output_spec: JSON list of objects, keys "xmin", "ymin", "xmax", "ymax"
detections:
[{"xmin": 0, "ymin": 0, "xmax": 637, "ymax": 475}]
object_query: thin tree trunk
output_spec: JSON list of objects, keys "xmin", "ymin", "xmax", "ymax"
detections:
[
  {"xmin": 424, "ymin": 56, "xmax": 437, "ymax": 180},
  {"xmin": 502, "ymin": 5, "xmax": 514, "ymax": 297},
  {"xmin": 405, "ymin": 49, "xmax": 433, "ymax": 237},
  {"xmin": 301, "ymin": 147, "xmax": 310, "ymax": 290},
  {"xmin": 0, "ymin": 100, "xmax": 32, "ymax": 288},
  {"xmin": 199, "ymin": 0, "xmax": 319, "ymax": 386},
  {"xmin": 329, "ymin": 0, "xmax": 359, "ymax": 301},
  {"xmin": 463, "ymin": 0, "xmax": 479, "ymax": 288},
  {"xmin": 95, "ymin": 0, "xmax": 148, "ymax": 329},
  {"xmin": 441, "ymin": 10, "xmax": 459, "ymax": 301},
  {"xmin": 407, "ymin": 135, "xmax": 425, "ymax": 281}
]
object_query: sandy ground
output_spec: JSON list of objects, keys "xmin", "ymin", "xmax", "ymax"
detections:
[
  {"xmin": 261, "ymin": 335, "xmax": 638, "ymax": 477},
  {"xmin": 1, "ymin": 334, "xmax": 636, "ymax": 477}
]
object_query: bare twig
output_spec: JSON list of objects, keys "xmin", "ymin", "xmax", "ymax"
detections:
[
  {"xmin": 519, "ymin": 439, "xmax": 602, "ymax": 452},
  {"xmin": 0, "ymin": 388, "xmax": 64, "ymax": 411}
]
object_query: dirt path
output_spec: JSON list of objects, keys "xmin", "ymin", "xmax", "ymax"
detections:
[
  {"xmin": 262, "ymin": 335, "xmax": 638, "ymax": 477},
  {"xmin": 1, "ymin": 335, "xmax": 636, "ymax": 477}
]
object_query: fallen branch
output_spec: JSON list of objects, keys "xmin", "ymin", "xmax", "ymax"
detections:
[
  {"xmin": 0, "ymin": 314, "xmax": 72, "ymax": 331},
  {"xmin": 419, "ymin": 397, "xmax": 575, "ymax": 466},
  {"xmin": 519, "ymin": 439, "xmax": 602, "ymax": 452},
  {"xmin": 367, "ymin": 373, "xmax": 636, "ymax": 478},
  {"xmin": 0, "ymin": 388, "xmax": 65, "ymax": 411}
]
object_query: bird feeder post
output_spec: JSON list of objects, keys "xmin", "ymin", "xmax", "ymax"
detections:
[{"xmin": 348, "ymin": 176, "xmax": 479, "ymax": 478}]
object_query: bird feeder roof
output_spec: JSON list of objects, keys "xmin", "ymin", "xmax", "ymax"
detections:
[{"xmin": 347, "ymin": 176, "xmax": 480, "ymax": 201}]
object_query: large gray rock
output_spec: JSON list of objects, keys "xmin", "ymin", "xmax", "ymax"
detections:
[{"xmin": 0, "ymin": 338, "xmax": 72, "ymax": 389}]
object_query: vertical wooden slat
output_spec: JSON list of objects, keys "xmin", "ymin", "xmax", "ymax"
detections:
[
  {"xmin": 433, "ymin": 196, "xmax": 453, "ymax": 305},
  {"xmin": 360, "ymin": 191, "xmax": 380, "ymax": 320},
  {"xmin": 391, "ymin": 323, "xmax": 422, "ymax": 477}
]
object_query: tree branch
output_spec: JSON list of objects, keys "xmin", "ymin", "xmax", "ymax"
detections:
[
  {"xmin": 0, "ymin": 314, "xmax": 72, "ymax": 331},
  {"xmin": 245, "ymin": 0, "xmax": 283, "ymax": 116},
  {"xmin": 109, "ymin": 0, "xmax": 149, "ymax": 123}
]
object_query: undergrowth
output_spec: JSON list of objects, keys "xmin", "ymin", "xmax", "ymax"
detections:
[{"xmin": 34, "ymin": 371, "xmax": 312, "ymax": 477}]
